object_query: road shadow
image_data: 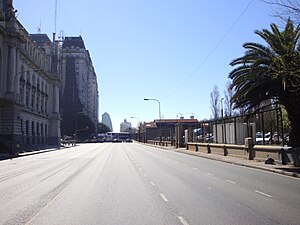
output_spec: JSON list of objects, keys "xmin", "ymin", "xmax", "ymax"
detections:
[
  {"xmin": 276, "ymin": 167, "xmax": 300, "ymax": 174},
  {"xmin": 0, "ymin": 145, "xmax": 74, "ymax": 161}
]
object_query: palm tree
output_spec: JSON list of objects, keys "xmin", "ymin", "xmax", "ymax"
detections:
[{"xmin": 229, "ymin": 19, "xmax": 300, "ymax": 147}]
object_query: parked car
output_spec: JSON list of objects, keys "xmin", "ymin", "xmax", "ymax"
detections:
[{"xmin": 256, "ymin": 132, "xmax": 271, "ymax": 144}]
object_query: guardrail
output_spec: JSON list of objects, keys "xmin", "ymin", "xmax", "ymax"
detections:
[
  {"xmin": 146, "ymin": 138, "xmax": 299, "ymax": 166},
  {"xmin": 147, "ymin": 140, "xmax": 172, "ymax": 147},
  {"xmin": 186, "ymin": 141, "xmax": 299, "ymax": 166}
]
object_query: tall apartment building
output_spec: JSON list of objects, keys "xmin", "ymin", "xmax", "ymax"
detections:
[
  {"xmin": 60, "ymin": 36, "xmax": 99, "ymax": 137},
  {"xmin": 0, "ymin": 1, "xmax": 61, "ymax": 154},
  {"xmin": 102, "ymin": 112, "xmax": 113, "ymax": 132}
]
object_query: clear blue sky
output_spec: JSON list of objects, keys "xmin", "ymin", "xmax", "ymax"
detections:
[{"xmin": 14, "ymin": 0, "xmax": 275, "ymax": 132}]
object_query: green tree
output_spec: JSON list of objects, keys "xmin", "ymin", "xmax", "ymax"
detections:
[
  {"xmin": 210, "ymin": 85, "xmax": 221, "ymax": 119},
  {"xmin": 97, "ymin": 122, "xmax": 111, "ymax": 133},
  {"xmin": 229, "ymin": 19, "xmax": 300, "ymax": 147}
]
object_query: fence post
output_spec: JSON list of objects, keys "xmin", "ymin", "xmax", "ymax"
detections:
[
  {"xmin": 207, "ymin": 144, "xmax": 211, "ymax": 153},
  {"xmin": 245, "ymin": 137, "xmax": 254, "ymax": 160}
]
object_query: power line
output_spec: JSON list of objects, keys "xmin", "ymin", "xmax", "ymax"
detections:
[{"xmin": 162, "ymin": 0, "xmax": 255, "ymax": 100}]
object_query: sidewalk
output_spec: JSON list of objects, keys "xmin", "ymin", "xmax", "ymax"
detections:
[{"xmin": 150, "ymin": 144, "xmax": 300, "ymax": 178}]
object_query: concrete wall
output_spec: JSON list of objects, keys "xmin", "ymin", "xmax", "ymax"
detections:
[{"xmin": 186, "ymin": 142, "xmax": 296, "ymax": 165}]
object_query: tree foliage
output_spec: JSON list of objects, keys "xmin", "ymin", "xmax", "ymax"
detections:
[
  {"xmin": 263, "ymin": 0, "xmax": 300, "ymax": 23},
  {"xmin": 229, "ymin": 19, "xmax": 300, "ymax": 147},
  {"xmin": 210, "ymin": 85, "xmax": 220, "ymax": 119}
]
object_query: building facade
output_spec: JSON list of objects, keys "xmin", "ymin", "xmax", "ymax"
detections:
[
  {"xmin": 0, "ymin": 1, "xmax": 61, "ymax": 154},
  {"xmin": 120, "ymin": 119, "xmax": 131, "ymax": 132},
  {"xmin": 60, "ymin": 36, "xmax": 99, "ymax": 137},
  {"xmin": 102, "ymin": 112, "xmax": 112, "ymax": 132}
]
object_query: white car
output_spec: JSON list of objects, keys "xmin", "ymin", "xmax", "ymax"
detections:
[{"xmin": 256, "ymin": 132, "xmax": 270, "ymax": 144}]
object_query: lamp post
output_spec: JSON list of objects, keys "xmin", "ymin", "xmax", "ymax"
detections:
[
  {"xmin": 144, "ymin": 98, "xmax": 162, "ymax": 143},
  {"xmin": 130, "ymin": 116, "xmax": 141, "ymax": 142}
]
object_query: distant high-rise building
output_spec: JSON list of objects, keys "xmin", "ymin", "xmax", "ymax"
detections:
[
  {"xmin": 60, "ymin": 36, "xmax": 99, "ymax": 136},
  {"xmin": 102, "ymin": 112, "xmax": 113, "ymax": 132},
  {"xmin": 120, "ymin": 119, "xmax": 131, "ymax": 132}
]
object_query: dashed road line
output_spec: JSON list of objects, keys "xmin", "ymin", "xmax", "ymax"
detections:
[
  {"xmin": 226, "ymin": 179, "xmax": 236, "ymax": 184},
  {"xmin": 207, "ymin": 173, "xmax": 214, "ymax": 176},
  {"xmin": 160, "ymin": 194, "xmax": 169, "ymax": 202},
  {"xmin": 138, "ymin": 168, "xmax": 143, "ymax": 171},
  {"xmin": 144, "ymin": 173, "xmax": 148, "ymax": 177},
  {"xmin": 178, "ymin": 216, "xmax": 189, "ymax": 225},
  {"xmin": 150, "ymin": 181, "xmax": 155, "ymax": 186},
  {"xmin": 255, "ymin": 190, "xmax": 272, "ymax": 198},
  {"xmin": 193, "ymin": 167, "xmax": 199, "ymax": 171}
]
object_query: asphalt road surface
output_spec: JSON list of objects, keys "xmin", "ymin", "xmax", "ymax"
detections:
[{"xmin": 0, "ymin": 143, "xmax": 299, "ymax": 225}]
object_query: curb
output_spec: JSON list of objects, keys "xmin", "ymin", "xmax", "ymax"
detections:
[
  {"xmin": 140, "ymin": 142, "xmax": 300, "ymax": 179},
  {"xmin": 175, "ymin": 149, "xmax": 300, "ymax": 178}
]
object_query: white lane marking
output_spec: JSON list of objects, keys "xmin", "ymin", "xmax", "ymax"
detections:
[
  {"xmin": 182, "ymin": 163, "xmax": 187, "ymax": 166},
  {"xmin": 255, "ymin": 190, "xmax": 272, "ymax": 198},
  {"xmin": 160, "ymin": 194, "xmax": 169, "ymax": 202},
  {"xmin": 226, "ymin": 179, "xmax": 236, "ymax": 184},
  {"xmin": 150, "ymin": 181, "xmax": 155, "ymax": 186},
  {"xmin": 138, "ymin": 168, "xmax": 143, "ymax": 171},
  {"xmin": 174, "ymin": 160, "xmax": 178, "ymax": 163},
  {"xmin": 144, "ymin": 173, "xmax": 148, "ymax": 177},
  {"xmin": 178, "ymin": 216, "xmax": 189, "ymax": 225},
  {"xmin": 193, "ymin": 167, "xmax": 199, "ymax": 171},
  {"xmin": 207, "ymin": 173, "xmax": 214, "ymax": 176},
  {"xmin": 208, "ymin": 187, "xmax": 212, "ymax": 190}
]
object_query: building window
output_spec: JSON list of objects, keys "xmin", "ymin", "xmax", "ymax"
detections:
[
  {"xmin": 26, "ymin": 120, "xmax": 29, "ymax": 144},
  {"xmin": 37, "ymin": 122, "xmax": 39, "ymax": 144},
  {"xmin": 32, "ymin": 121, "xmax": 35, "ymax": 144},
  {"xmin": 36, "ymin": 95, "xmax": 39, "ymax": 111},
  {"xmin": 31, "ymin": 93, "xmax": 35, "ymax": 109},
  {"xmin": 41, "ymin": 98, "xmax": 44, "ymax": 113},
  {"xmin": 26, "ymin": 90, "xmax": 29, "ymax": 106}
]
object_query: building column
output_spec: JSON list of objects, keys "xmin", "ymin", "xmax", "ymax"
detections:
[
  {"xmin": 53, "ymin": 84, "xmax": 59, "ymax": 113},
  {"xmin": 7, "ymin": 45, "xmax": 17, "ymax": 94}
]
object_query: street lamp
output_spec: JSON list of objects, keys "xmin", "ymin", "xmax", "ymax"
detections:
[
  {"xmin": 143, "ymin": 98, "xmax": 162, "ymax": 143},
  {"xmin": 131, "ymin": 116, "xmax": 141, "ymax": 142}
]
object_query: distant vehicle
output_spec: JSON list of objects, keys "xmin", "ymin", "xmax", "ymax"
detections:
[
  {"xmin": 206, "ymin": 133, "xmax": 214, "ymax": 143},
  {"xmin": 256, "ymin": 132, "xmax": 270, "ymax": 144},
  {"xmin": 106, "ymin": 132, "xmax": 131, "ymax": 142}
]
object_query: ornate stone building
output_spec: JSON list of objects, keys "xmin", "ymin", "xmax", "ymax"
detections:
[
  {"xmin": 60, "ymin": 36, "xmax": 99, "ymax": 137},
  {"xmin": 0, "ymin": 1, "xmax": 61, "ymax": 154}
]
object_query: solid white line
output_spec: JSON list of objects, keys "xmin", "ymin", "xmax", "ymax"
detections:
[
  {"xmin": 193, "ymin": 167, "xmax": 199, "ymax": 171},
  {"xmin": 150, "ymin": 181, "xmax": 155, "ymax": 186},
  {"xmin": 226, "ymin": 179, "xmax": 236, "ymax": 184},
  {"xmin": 255, "ymin": 190, "xmax": 272, "ymax": 198},
  {"xmin": 178, "ymin": 216, "xmax": 189, "ymax": 225},
  {"xmin": 160, "ymin": 194, "xmax": 169, "ymax": 202}
]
